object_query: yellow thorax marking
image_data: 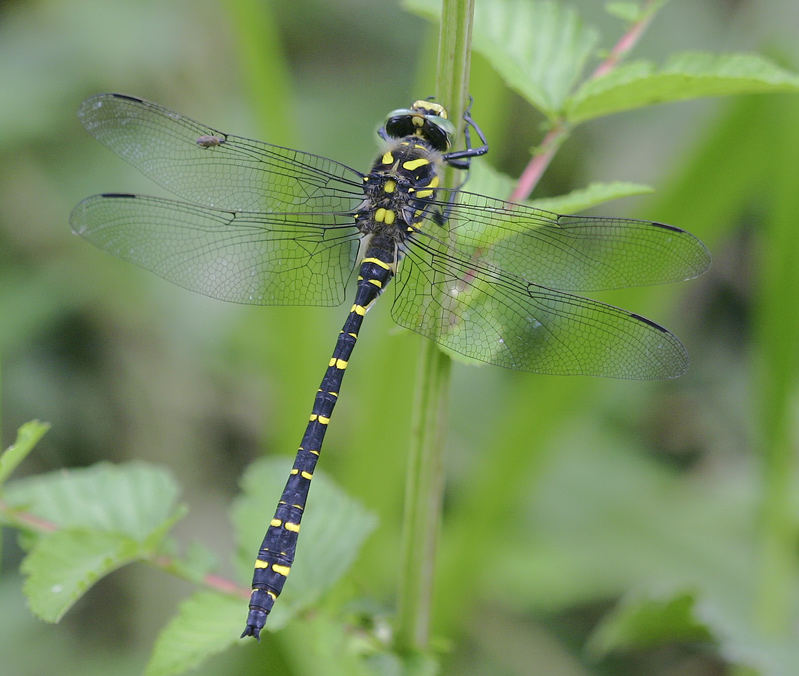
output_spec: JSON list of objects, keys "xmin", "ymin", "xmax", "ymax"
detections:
[
  {"xmin": 403, "ymin": 157, "xmax": 430, "ymax": 171},
  {"xmin": 384, "ymin": 179, "xmax": 396, "ymax": 193},
  {"xmin": 382, "ymin": 151, "xmax": 394, "ymax": 164}
]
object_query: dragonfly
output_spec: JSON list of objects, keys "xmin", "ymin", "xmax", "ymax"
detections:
[{"xmin": 70, "ymin": 93, "xmax": 710, "ymax": 639}]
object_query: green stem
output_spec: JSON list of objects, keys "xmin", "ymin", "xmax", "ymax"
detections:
[
  {"xmin": 395, "ymin": 340, "xmax": 452, "ymax": 651},
  {"xmin": 395, "ymin": 0, "xmax": 475, "ymax": 654},
  {"xmin": 753, "ymin": 100, "xmax": 799, "ymax": 635}
]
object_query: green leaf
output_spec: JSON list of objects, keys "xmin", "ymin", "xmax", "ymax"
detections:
[
  {"xmin": 21, "ymin": 529, "xmax": 143, "ymax": 622},
  {"xmin": 231, "ymin": 457, "xmax": 377, "ymax": 631},
  {"xmin": 605, "ymin": 2, "xmax": 641, "ymax": 23},
  {"xmin": 605, "ymin": 0, "xmax": 670, "ymax": 22},
  {"xmin": 0, "ymin": 420, "xmax": 50, "ymax": 485},
  {"xmin": 567, "ymin": 51, "xmax": 799, "ymax": 123},
  {"xmin": 529, "ymin": 181, "xmax": 654, "ymax": 213},
  {"xmin": 404, "ymin": 0, "xmax": 599, "ymax": 116},
  {"xmin": 3, "ymin": 461, "xmax": 181, "ymax": 540},
  {"xmin": 587, "ymin": 588, "xmax": 713, "ymax": 657},
  {"xmin": 168, "ymin": 540, "xmax": 219, "ymax": 584},
  {"xmin": 604, "ymin": 2, "xmax": 643, "ymax": 22},
  {"xmin": 145, "ymin": 591, "xmax": 244, "ymax": 676},
  {"xmin": 13, "ymin": 463, "xmax": 185, "ymax": 624},
  {"xmin": 469, "ymin": 161, "xmax": 654, "ymax": 213}
]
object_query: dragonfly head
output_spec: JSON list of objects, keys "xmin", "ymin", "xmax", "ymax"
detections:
[{"xmin": 383, "ymin": 100, "xmax": 456, "ymax": 152}]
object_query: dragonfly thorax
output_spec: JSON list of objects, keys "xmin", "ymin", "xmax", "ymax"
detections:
[{"xmin": 357, "ymin": 137, "xmax": 442, "ymax": 240}]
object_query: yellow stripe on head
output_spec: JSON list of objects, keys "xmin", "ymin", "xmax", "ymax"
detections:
[{"xmin": 412, "ymin": 100, "xmax": 447, "ymax": 118}]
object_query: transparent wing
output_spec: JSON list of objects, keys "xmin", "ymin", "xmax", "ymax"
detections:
[
  {"xmin": 428, "ymin": 190, "xmax": 710, "ymax": 291},
  {"xmin": 393, "ymin": 232, "xmax": 690, "ymax": 379},
  {"xmin": 70, "ymin": 194, "xmax": 360, "ymax": 306},
  {"xmin": 77, "ymin": 93, "xmax": 366, "ymax": 213}
]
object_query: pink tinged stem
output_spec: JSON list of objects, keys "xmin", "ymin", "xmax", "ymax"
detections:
[{"xmin": 510, "ymin": 1, "xmax": 658, "ymax": 203}]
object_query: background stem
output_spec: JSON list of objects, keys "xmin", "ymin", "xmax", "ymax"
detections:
[{"xmin": 395, "ymin": 0, "xmax": 475, "ymax": 653}]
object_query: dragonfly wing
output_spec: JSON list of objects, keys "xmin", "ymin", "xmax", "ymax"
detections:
[
  {"xmin": 394, "ymin": 234, "xmax": 689, "ymax": 379},
  {"xmin": 70, "ymin": 194, "xmax": 360, "ymax": 306},
  {"xmin": 77, "ymin": 94, "xmax": 366, "ymax": 213},
  {"xmin": 435, "ymin": 190, "xmax": 710, "ymax": 291}
]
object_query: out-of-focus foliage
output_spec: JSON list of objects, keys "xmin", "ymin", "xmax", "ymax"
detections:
[{"xmin": 1, "ymin": 1, "xmax": 798, "ymax": 675}]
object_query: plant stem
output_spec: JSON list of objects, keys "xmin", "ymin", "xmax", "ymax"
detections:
[
  {"xmin": 753, "ymin": 100, "xmax": 799, "ymax": 635},
  {"xmin": 395, "ymin": 0, "xmax": 475, "ymax": 653},
  {"xmin": 395, "ymin": 340, "xmax": 452, "ymax": 651}
]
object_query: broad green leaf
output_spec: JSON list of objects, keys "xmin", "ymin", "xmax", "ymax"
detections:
[
  {"xmin": 605, "ymin": 0, "xmax": 670, "ymax": 23},
  {"xmin": 404, "ymin": 0, "xmax": 599, "ymax": 116},
  {"xmin": 586, "ymin": 588, "xmax": 712, "ymax": 657},
  {"xmin": 604, "ymin": 2, "xmax": 643, "ymax": 22},
  {"xmin": 0, "ymin": 420, "xmax": 50, "ymax": 485},
  {"xmin": 469, "ymin": 161, "xmax": 654, "ymax": 214},
  {"xmin": 21, "ymin": 529, "xmax": 142, "ymax": 622},
  {"xmin": 3, "ymin": 462, "xmax": 181, "ymax": 540},
  {"xmin": 168, "ymin": 540, "xmax": 219, "ymax": 584},
  {"xmin": 493, "ymin": 428, "xmax": 799, "ymax": 674},
  {"xmin": 145, "ymin": 591, "xmax": 244, "ymax": 676},
  {"xmin": 231, "ymin": 457, "xmax": 377, "ymax": 631},
  {"xmin": 567, "ymin": 52, "xmax": 799, "ymax": 124},
  {"xmin": 589, "ymin": 588, "xmax": 799, "ymax": 675},
  {"xmin": 529, "ymin": 181, "xmax": 654, "ymax": 214}
]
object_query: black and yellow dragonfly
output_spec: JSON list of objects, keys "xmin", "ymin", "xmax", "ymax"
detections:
[{"xmin": 70, "ymin": 93, "xmax": 709, "ymax": 639}]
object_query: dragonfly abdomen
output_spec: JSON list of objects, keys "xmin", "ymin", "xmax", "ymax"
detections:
[{"xmin": 241, "ymin": 236, "xmax": 397, "ymax": 640}]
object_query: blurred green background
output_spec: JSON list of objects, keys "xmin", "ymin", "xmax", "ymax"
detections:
[{"xmin": 2, "ymin": 0, "xmax": 798, "ymax": 674}]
